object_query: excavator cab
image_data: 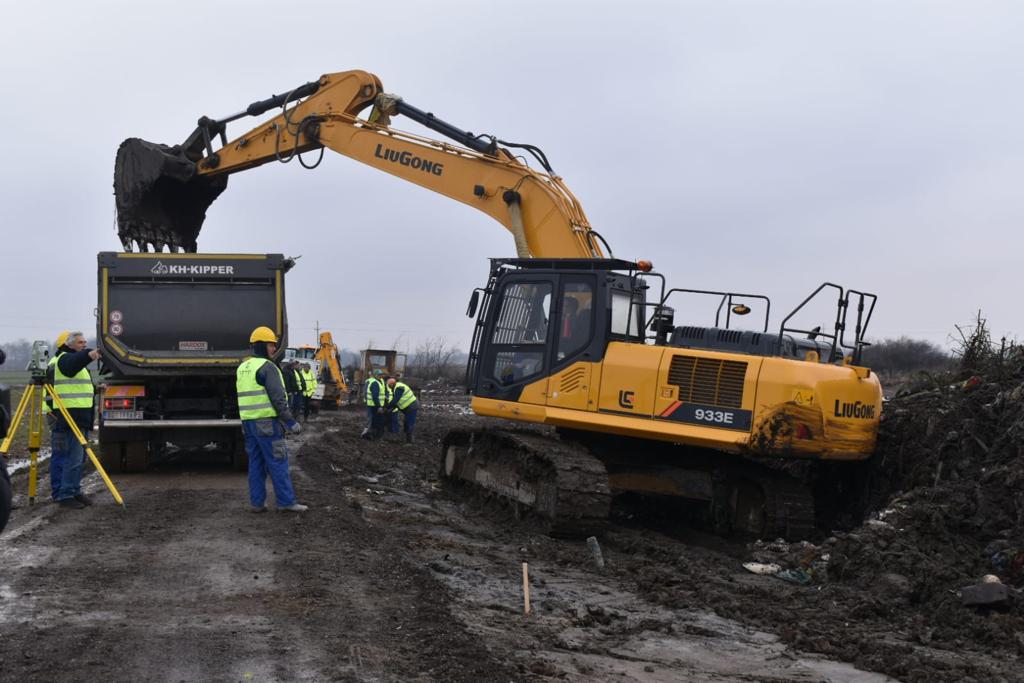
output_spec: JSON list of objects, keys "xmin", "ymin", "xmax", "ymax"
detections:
[{"xmin": 466, "ymin": 258, "xmax": 644, "ymax": 403}]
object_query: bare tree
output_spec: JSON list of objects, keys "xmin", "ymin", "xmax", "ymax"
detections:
[
  {"xmin": 409, "ymin": 336, "xmax": 461, "ymax": 380},
  {"xmin": 861, "ymin": 336, "xmax": 951, "ymax": 376}
]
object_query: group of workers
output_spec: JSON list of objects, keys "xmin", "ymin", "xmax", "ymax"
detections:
[
  {"xmin": 361, "ymin": 369, "xmax": 419, "ymax": 443},
  {"xmin": 282, "ymin": 360, "xmax": 318, "ymax": 422},
  {"xmin": 5, "ymin": 325, "xmax": 422, "ymax": 520}
]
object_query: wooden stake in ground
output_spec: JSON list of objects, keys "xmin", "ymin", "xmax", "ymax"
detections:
[{"xmin": 522, "ymin": 562, "xmax": 531, "ymax": 615}]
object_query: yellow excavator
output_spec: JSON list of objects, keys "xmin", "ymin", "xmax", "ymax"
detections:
[
  {"xmin": 313, "ymin": 331, "xmax": 348, "ymax": 408},
  {"xmin": 113, "ymin": 69, "xmax": 882, "ymax": 538}
]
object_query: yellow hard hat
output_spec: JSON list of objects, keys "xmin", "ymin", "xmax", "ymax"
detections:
[
  {"xmin": 55, "ymin": 330, "xmax": 71, "ymax": 348},
  {"xmin": 249, "ymin": 326, "xmax": 277, "ymax": 343}
]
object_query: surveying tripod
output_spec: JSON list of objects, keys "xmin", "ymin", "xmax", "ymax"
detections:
[{"xmin": 0, "ymin": 358, "xmax": 124, "ymax": 508}]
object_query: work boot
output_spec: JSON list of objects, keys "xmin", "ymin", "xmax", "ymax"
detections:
[
  {"xmin": 250, "ymin": 505, "xmax": 268, "ymax": 513},
  {"xmin": 74, "ymin": 493, "xmax": 93, "ymax": 506},
  {"xmin": 58, "ymin": 498, "xmax": 86, "ymax": 510},
  {"xmin": 405, "ymin": 433, "xmax": 414, "ymax": 445},
  {"xmin": 279, "ymin": 503, "xmax": 309, "ymax": 512}
]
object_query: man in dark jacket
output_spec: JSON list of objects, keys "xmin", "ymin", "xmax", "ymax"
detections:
[
  {"xmin": 0, "ymin": 345, "xmax": 10, "ymax": 533},
  {"xmin": 50, "ymin": 332, "xmax": 99, "ymax": 510},
  {"xmin": 386, "ymin": 378, "xmax": 419, "ymax": 444},
  {"xmin": 282, "ymin": 361, "xmax": 302, "ymax": 417}
]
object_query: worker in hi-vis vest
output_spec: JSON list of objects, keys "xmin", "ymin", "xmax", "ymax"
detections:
[
  {"xmin": 236, "ymin": 326, "xmax": 307, "ymax": 513},
  {"xmin": 49, "ymin": 331, "xmax": 99, "ymax": 509},
  {"xmin": 386, "ymin": 377, "xmax": 419, "ymax": 444},
  {"xmin": 361, "ymin": 368, "xmax": 388, "ymax": 440},
  {"xmin": 44, "ymin": 330, "xmax": 71, "ymax": 500},
  {"xmin": 301, "ymin": 363, "xmax": 316, "ymax": 421}
]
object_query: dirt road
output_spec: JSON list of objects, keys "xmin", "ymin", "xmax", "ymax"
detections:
[{"xmin": 0, "ymin": 398, "xmax": 996, "ymax": 682}]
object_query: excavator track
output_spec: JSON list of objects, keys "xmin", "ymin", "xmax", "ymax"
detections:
[
  {"xmin": 722, "ymin": 465, "xmax": 817, "ymax": 540},
  {"xmin": 441, "ymin": 429, "xmax": 611, "ymax": 537}
]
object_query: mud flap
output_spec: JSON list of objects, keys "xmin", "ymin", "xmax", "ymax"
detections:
[
  {"xmin": 113, "ymin": 138, "xmax": 228, "ymax": 252},
  {"xmin": 231, "ymin": 438, "xmax": 249, "ymax": 472},
  {"xmin": 123, "ymin": 441, "xmax": 150, "ymax": 473},
  {"xmin": 97, "ymin": 440, "xmax": 124, "ymax": 473}
]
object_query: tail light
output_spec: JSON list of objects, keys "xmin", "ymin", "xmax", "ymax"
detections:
[{"xmin": 103, "ymin": 398, "xmax": 135, "ymax": 410}]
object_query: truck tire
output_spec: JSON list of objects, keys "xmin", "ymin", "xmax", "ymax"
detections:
[
  {"xmin": 123, "ymin": 441, "xmax": 149, "ymax": 473},
  {"xmin": 0, "ymin": 464, "xmax": 12, "ymax": 534},
  {"xmin": 98, "ymin": 441, "xmax": 125, "ymax": 473}
]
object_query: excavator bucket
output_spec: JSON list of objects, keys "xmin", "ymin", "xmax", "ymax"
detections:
[{"xmin": 113, "ymin": 138, "xmax": 227, "ymax": 252}]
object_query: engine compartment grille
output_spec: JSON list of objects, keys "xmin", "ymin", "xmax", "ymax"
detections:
[{"xmin": 668, "ymin": 355, "xmax": 747, "ymax": 408}]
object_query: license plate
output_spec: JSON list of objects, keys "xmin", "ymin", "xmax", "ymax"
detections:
[
  {"xmin": 179, "ymin": 341, "xmax": 209, "ymax": 351},
  {"xmin": 104, "ymin": 410, "xmax": 143, "ymax": 420}
]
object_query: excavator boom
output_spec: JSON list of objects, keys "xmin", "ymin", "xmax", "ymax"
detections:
[{"xmin": 114, "ymin": 70, "xmax": 604, "ymax": 258}]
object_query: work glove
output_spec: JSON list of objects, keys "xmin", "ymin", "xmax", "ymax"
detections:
[{"xmin": 285, "ymin": 420, "xmax": 302, "ymax": 435}]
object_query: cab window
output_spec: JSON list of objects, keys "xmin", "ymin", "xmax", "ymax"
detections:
[
  {"xmin": 489, "ymin": 281, "xmax": 552, "ymax": 387},
  {"xmin": 610, "ymin": 290, "xmax": 642, "ymax": 338},
  {"xmin": 557, "ymin": 281, "xmax": 594, "ymax": 360},
  {"xmin": 491, "ymin": 282, "xmax": 551, "ymax": 344}
]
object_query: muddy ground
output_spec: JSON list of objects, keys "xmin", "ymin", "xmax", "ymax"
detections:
[{"xmin": 0, "ymin": 385, "xmax": 1019, "ymax": 682}]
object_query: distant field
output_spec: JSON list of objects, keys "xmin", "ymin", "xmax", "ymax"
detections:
[{"xmin": 0, "ymin": 371, "xmax": 31, "ymax": 386}]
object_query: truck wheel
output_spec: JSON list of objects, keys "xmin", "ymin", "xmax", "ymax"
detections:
[
  {"xmin": 0, "ymin": 466, "xmax": 12, "ymax": 534},
  {"xmin": 231, "ymin": 440, "xmax": 249, "ymax": 472},
  {"xmin": 124, "ymin": 441, "xmax": 149, "ymax": 472},
  {"xmin": 98, "ymin": 441, "xmax": 125, "ymax": 473}
]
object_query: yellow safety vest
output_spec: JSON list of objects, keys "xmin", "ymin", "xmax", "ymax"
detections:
[
  {"xmin": 302, "ymin": 369, "xmax": 316, "ymax": 398},
  {"xmin": 236, "ymin": 357, "xmax": 283, "ymax": 420},
  {"xmin": 365, "ymin": 377, "xmax": 386, "ymax": 407},
  {"xmin": 42, "ymin": 354, "xmax": 60, "ymax": 415},
  {"xmin": 394, "ymin": 381, "xmax": 417, "ymax": 411},
  {"xmin": 52, "ymin": 353, "xmax": 94, "ymax": 409}
]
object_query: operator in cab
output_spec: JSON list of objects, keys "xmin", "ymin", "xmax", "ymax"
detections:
[{"xmin": 236, "ymin": 327, "xmax": 307, "ymax": 513}]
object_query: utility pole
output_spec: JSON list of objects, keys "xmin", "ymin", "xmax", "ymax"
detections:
[{"xmin": 315, "ymin": 319, "xmax": 320, "ymax": 339}]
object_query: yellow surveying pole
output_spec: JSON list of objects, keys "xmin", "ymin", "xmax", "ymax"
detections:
[
  {"xmin": 0, "ymin": 384, "xmax": 43, "ymax": 503},
  {"xmin": 44, "ymin": 384, "xmax": 125, "ymax": 508}
]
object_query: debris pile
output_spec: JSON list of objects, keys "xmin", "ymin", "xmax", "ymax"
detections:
[{"xmin": 828, "ymin": 341, "xmax": 1024, "ymax": 609}]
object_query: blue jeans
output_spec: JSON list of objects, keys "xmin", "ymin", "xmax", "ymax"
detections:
[
  {"xmin": 365, "ymin": 407, "xmax": 385, "ymax": 438},
  {"xmin": 242, "ymin": 419, "xmax": 296, "ymax": 508},
  {"xmin": 50, "ymin": 428, "xmax": 68, "ymax": 500},
  {"xmin": 399, "ymin": 406, "xmax": 418, "ymax": 435},
  {"xmin": 54, "ymin": 428, "xmax": 85, "ymax": 501}
]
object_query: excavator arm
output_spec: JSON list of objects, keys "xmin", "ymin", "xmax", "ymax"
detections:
[
  {"xmin": 314, "ymin": 331, "xmax": 348, "ymax": 403},
  {"xmin": 114, "ymin": 69, "xmax": 606, "ymax": 258}
]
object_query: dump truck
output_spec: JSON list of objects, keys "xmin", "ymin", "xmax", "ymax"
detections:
[{"xmin": 95, "ymin": 252, "xmax": 293, "ymax": 471}]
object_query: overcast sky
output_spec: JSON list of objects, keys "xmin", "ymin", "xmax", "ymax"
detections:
[{"xmin": 1, "ymin": 1, "xmax": 1022, "ymax": 355}]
